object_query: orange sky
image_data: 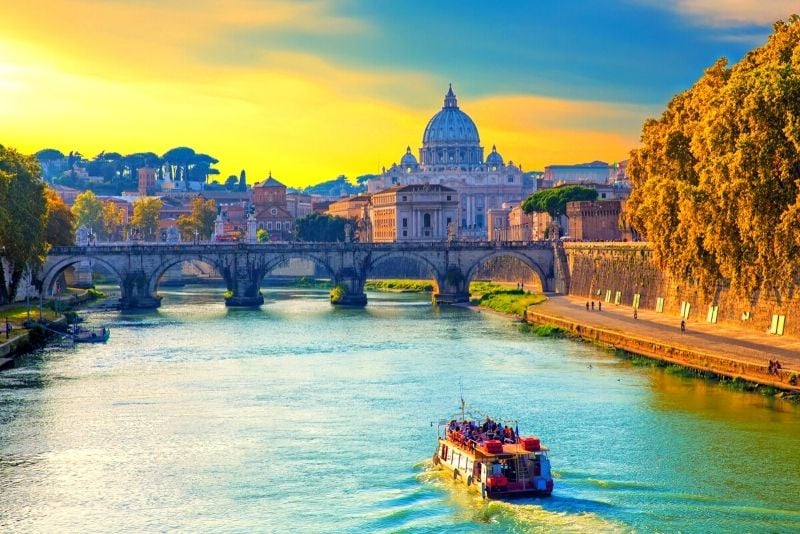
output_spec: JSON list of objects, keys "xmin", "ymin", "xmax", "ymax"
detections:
[{"xmin": 0, "ymin": 1, "xmax": 665, "ymax": 186}]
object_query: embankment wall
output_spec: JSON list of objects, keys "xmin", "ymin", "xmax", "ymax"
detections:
[
  {"xmin": 524, "ymin": 310, "xmax": 799, "ymax": 392},
  {"xmin": 563, "ymin": 243, "xmax": 800, "ymax": 337}
]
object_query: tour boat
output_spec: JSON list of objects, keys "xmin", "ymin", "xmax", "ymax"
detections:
[{"xmin": 431, "ymin": 402, "xmax": 553, "ymax": 499}]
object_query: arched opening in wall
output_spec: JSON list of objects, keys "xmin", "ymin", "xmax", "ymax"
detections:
[
  {"xmin": 365, "ymin": 254, "xmax": 440, "ymax": 294},
  {"xmin": 151, "ymin": 259, "xmax": 224, "ymax": 305},
  {"xmin": 468, "ymin": 254, "xmax": 545, "ymax": 295},
  {"xmin": 42, "ymin": 257, "xmax": 124, "ymax": 307}
]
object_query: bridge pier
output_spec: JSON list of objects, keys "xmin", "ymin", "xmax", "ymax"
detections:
[
  {"xmin": 121, "ymin": 272, "xmax": 162, "ymax": 310},
  {"xmin": 331, "ymin": 270, "xmax": 367, "ymax": 307},
  {"xmin": 224, "ymin": 277, "xmax": 264, "ymax": 307},
  {"xmin": 433, "ymin": 267, "xmax": 470, "ymax": 305}
]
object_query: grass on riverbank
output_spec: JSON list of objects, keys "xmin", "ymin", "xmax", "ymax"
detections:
[
  {"xmin": 473, "ymin": 289, "xmax": 547, "ymax": 317},
  {"xmin": 616, "ymin": 349, "xmax": 793, "ymax": 399},
  {"xmin": 518, "ymin": 323, "xmax": 570, "ymax": 338},
  {"xmin": 365, "ymin": 279, "xmax": 435, "ymax": 292}
]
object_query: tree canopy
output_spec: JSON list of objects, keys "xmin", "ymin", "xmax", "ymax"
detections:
[
  {"xmin": 44, "ymin": 188, "xmax": 75, "ymax": 246},
  {"xmin": 71, "ymin": 190, "xmax": 104, "ymax": 233},
  {"xmin": 294, "ymin": 213, "xmax": 353, "ymax": 242},
  {"xmin": 175, "ymin": 196, "xmax": 217, "ymax": 241},
  {"xmin": 625, "ymin": 16, "xmax": 800, "ymax": 297},
  {"xmin": 131, "ymin": 197, "xmax": 163, "ymax": 241},
  {"xmin": 522, "ymin": 185, "xmax": 598, "ymax": 219},
  {"xmin": 0, "ymin": 146, "xmax": 47, "ymax": 303}
]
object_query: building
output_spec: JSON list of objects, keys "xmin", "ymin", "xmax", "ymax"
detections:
[
  {"xmin": 368, "ymin": 184, "xmax": 458, "ymax": 243},
  {"xmin": 367, "ymin": 86, "xmax": 530, "ymax": 238},
  {"xmin": 543, "ymin": 161, "xmax": 611, "ymax": 185},
  {"xmin": 138, "ymin": 167, "xmax": 156, "ymax": 196},
  {"xmin": 327, "ymin": 194, "xmax": 371, "ymax": 220},
  {"xmin": 566, "ymin": 200, "xmax": 624, "ymax": 241},
  {"xmin": 252, "ymin": 173, "xmax": 293, "ymax": 241},
  {"xmin": 286, "ymin": 192, "xmax": 315, "ymax": 220}
]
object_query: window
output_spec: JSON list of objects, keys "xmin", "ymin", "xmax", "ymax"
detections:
[
  {"xmin": 446, "ymin": 195, "xmax": 451, "ymax": 201},
  {"xmin": 507, "ymin": 176, "xmax": 513, "ymax": 183},
  {"xmin": 402, "ymin": 196, "xmax": 407, "ymax": 201},
  {"xmin": 276, "ymin": 222, "xmax": 281, "ymax": 230},
  {"xmin": 446, "ymin": 217, "xmax": 451, "ymax": 226},
  {"xmin": 402, "ymin": 230, "xmax": 407, "ymax": 237},
  {"xmin": 402, "ymin": 218, "xmax": 408, "ymax": 228},
  {"xmin": 424, "ymin": 214, "xmax": 431, "ymax": 228},
  {"xmin": 267, "ymin": 222, "xmax": 272, "ymax": 230}
]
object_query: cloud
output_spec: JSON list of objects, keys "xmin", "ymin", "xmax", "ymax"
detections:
[{"xmin": 638, "ymin": 0, "xmax": 796, "ymax": 27}]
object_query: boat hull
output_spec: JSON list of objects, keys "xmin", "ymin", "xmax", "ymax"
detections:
[{"xmin": 432, "ymin": 439, "xmax": 553, "ymax": 499}]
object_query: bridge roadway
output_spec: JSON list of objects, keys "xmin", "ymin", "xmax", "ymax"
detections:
[{"xmin": 40, "ymin": 241, "xmax": 563, "ymax": 309}]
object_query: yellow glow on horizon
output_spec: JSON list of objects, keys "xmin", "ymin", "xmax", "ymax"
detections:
[{"xmin": 0, "ymin": 2, "xmax": 647, "ymax": 187}]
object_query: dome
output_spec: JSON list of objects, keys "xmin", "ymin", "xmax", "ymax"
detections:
[
  {"xmin": 422, "ymin": 85, "xmax": 480, "ymax": 146},
  {"xmin": 400, "ymin": 146, "xmax": 418, "ymax": 166},
  {"xmin": 486, "ymin": 145, "xmax": 504, "ymax": 166}
]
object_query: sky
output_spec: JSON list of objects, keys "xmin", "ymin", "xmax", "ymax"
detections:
[{"xmin": 0, "ymin": 0, "xmax": 796, "ymax": 187}]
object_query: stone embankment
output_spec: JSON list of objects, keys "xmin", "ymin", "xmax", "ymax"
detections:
[{"xmin": 524, "ymin": 295, "xmax": 800, "ymax": 392}]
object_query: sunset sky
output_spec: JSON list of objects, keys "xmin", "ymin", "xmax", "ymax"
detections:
[{"xmin": 0, "ymin": 1, "xmax": 796, "ymax": 187}]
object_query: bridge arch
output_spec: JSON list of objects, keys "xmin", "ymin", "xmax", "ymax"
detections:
[
  {"xmin": 464, "ymin": 250, "xmax": 549, "ymax": 292},
  {"xmin": 366, "ymin": 251, "xmax": 444, "ymax": 284},
  {"xmin": 261, "ymin": 252, "xmax": 336, "ymax": 282},
  {"xmin": 40, "ymin": 255, "xmax": 124, "ymax": 296},
  {"xmin": 147, "ymin": 255, "xmax": 224, "ymax": 295}
]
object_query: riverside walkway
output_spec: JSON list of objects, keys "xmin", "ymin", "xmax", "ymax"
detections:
[{"xmin": 527, "ymin": 295, "xmax": 800, "ymax": 391}]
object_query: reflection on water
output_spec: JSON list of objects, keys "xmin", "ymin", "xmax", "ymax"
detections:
[{"xmin": 1, "ymin": 286, "xmax": 799, "ymax": 533}]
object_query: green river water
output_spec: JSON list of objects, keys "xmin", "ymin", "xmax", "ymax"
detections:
[{"xmin": 1, "ymin": 287, "xmax": 799, "ymax": 532}]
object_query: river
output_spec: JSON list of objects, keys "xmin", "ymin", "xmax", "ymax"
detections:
[{"xmin": 1, "ymin": 287, "xmax": 799, "ymax": 532}]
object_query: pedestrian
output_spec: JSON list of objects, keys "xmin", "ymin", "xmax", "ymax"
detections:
[
  {"xmin": 591, "ymin": 301, "xmax": 595, "ymax": 311},
  {"xmin": 680, "ymin": 320, "xmax": 686, "ymax": 333},
  {"xmin": 633, "ymin": 309, "xmax": 638, "ymax": 320},
  {"xmin": 598, "ymin": 302, "xmax": 602, "ymax": 312},
  {"xmin": 586, "ymin": 302, "xmax": 590, "ymax": 311},
  {"xmin": 4, "ymin": 317, "xmax": 10, "ymax": 339},
  {"xmin": 768, "ymin": 360, "xmax": 775, "ymax": 374}
]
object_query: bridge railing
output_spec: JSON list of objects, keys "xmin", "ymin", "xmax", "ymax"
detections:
[{"xmin": 49, "ymin": 240, "xmax": 554, "ymax": 255}]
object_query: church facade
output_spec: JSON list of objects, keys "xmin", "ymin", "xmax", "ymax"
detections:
[{"xmin": 367, "ymin": 85, "xmax": 531, "ymax": 238}]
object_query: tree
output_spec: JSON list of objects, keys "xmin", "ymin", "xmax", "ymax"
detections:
[
  {"xmin": 625, "ymin": 15, "xmax": 800, "ymax": 297},
  {"xmin": 522, "ymin": 185, "xmax": 598, "ymax": 219},
  {"xmin": 225, "ymin": 175, "xmax": 238, "ymax": 191},
  {"xmin": 294, "ymin": 213, "xmax": 353, "ymax": 242},
  {"xmin": 174, "ymin": 196, "xmax": 216, "ymax": 241},
  {"xmin": 162, "ymin": 147, "xmax": 195, "ymax": 181},
  {"xmin": 131, "ymin": 197, "xmax": 163, "ymax": 241},
  {"xmin": 36, "ymin": 148, "xmax": 65, "ymax": 161},
  {"xmin": 71, "ymin": 190, "xmax": 104, "ymax": 233},
  {"xmin": 0, "ymin": 145, "xmax": 47, "ymax": 304},
  {"xmin": 101, "ymin": 201, "xmax": 126, "ymax": 241},
  {"xmin": 44, "ymin": 188, "xmax": 74, "ymax": 246},
  {"xmin": 256, "ymin": 228, "xmax": 270, "ymax": 243},
  {"xmin": 239, "ymin": 169, "xmax": 247, "ymax": 191}
]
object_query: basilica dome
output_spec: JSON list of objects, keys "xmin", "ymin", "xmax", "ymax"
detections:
[
  {"xmin": 400, "ymin": 146, "xmax": 418, "ymax": 166},
  {"xmin": 419, "ymin": 85, "xmax": 484, "ymax": 166},
  {"xmin": 422, "ymin": 85, "xmax": 480, "ymax": 146},
  {"xmin": 486, "ymin": 145, "xmax": 504, "ymax": 166}
]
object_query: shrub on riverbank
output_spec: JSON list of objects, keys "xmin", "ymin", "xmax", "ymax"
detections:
[
  {"xmin": 87, "ymin": 288, "xmax": 105, "ymax": 300},
  {"xmin": 330, "ymin": 284, "xmax": 347, "ymax": 303}
]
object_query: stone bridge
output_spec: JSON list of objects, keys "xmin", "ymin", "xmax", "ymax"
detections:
[{"xmin": 39, "ymin": 241, "xmax": 562, "ymax": 309}]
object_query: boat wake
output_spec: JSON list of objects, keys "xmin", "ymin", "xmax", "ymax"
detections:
[{"xmin": 417, "ymin": 458, "xmax": 631, "ymax": 532}]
